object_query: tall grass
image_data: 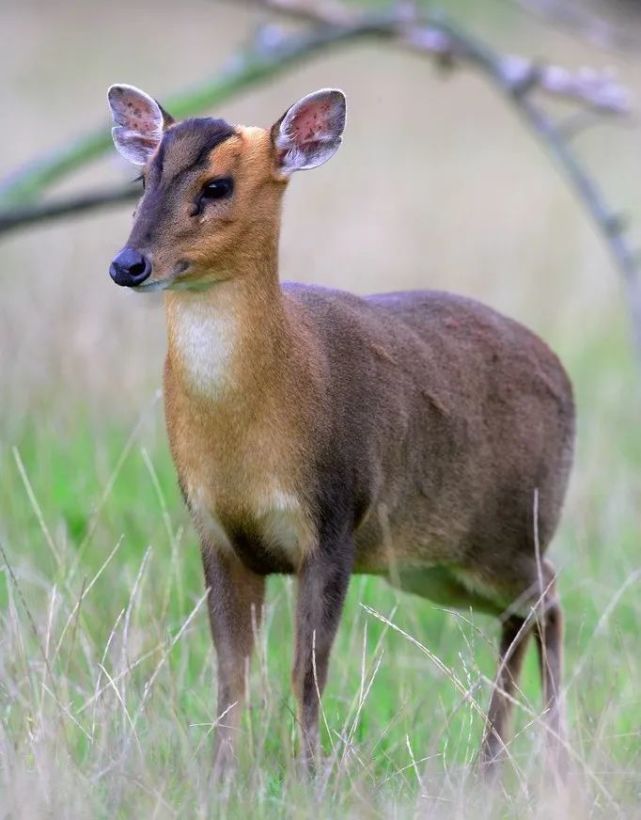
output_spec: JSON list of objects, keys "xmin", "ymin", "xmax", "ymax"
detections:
[{"xmin": 1, "ymin": 318, "xmax": 640, "ymax": 817}]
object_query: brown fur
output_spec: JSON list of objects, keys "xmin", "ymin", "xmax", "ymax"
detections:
[{"xmin": 110, "ymin": 101, "xmax": 575, "ymax": 775}]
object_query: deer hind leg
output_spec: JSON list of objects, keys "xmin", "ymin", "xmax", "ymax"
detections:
[
  {"xmin": 201, "ymin": 546, "xmax": 265, "ymax": 776},
  {"xmin": 533, "ymin": 559, "xmax": 566, "ymax": 768},
  {"xmin": 481, "ymin": 558, "xmax": 565, "ymax": 772},
  {"xmin": 480, "ymin": 614, "xmax": 532, "ymax": 768}
]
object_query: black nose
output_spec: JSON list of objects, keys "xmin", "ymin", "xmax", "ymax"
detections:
[{"xmin": 109, "ymin": 247, "xmax": 151, "ymax": 287}]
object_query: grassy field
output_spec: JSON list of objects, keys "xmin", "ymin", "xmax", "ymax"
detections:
[
  {"xmin": 1, "ymin": 320, "xmax": 640, "ymax": 818},
  {"xmin": 2, "ymin": 1, "xmax": 641, "ymax": 817}
]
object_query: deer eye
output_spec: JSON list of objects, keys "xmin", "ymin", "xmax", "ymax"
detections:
[{"xmin": 200, "ymin": 177, "xmax": 234, "ymax": 203}]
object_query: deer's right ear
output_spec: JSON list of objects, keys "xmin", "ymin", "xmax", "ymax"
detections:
[{"xmin": 107, "ymin": 84, "xmax": 174, "ymax": 166}]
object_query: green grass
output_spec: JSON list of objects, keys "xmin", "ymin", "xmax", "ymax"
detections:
[{"xmin": 1, "ymin": 319, "xmax": 641, "ymax": 818}]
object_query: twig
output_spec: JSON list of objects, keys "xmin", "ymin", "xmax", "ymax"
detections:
[
  {"xmin": 231, "ymin": 0, "xmax": 356, "ymax": 26},
  {"xmin": 0, "ymin": 185, "xmax": 140, "ymax": 234},
  {"xmin": 518, "ymin": 0, "xmax": 641, "ymax": 54}
]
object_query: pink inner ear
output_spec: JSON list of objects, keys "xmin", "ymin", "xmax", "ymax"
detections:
[
  {"xmin": 123, "ymin": 101, "xmax": 158, "ymax": 137},
  {"xmin": 289, "ymin": 100, "xmax": 333, "ymax": 143},
  {"xmin": 110, "ymin": 87, "xmax": 163, "ymax": 137},
  {"xmin": 275, "ymin": 90, "xmax": 344, "ymax": 172}
]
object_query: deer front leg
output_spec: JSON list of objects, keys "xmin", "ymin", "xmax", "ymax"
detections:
[
  {"xmin": 292, "ymin": 538, "xmax": 354, "ymax": 769},
  {"xmin": 201, "ymin": 546, "xmax": 265, "ymax": 775}
]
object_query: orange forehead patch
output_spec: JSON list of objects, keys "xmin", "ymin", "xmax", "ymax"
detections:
[{"xmin": 205, "ymin": 126, "xmax": 280, "ymax": 185}]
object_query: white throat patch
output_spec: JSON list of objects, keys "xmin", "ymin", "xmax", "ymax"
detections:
[{"xmin": 171, "ymin": 300, "xmax": 237, "ymax": 396}]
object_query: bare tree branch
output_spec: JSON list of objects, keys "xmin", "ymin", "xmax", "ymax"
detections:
[
  {"xmin": 234, "ymin": 0, "xmax": 633, "ymax": 113},
  {"xmin": 0, "ymin": 0, "xmax": 631, "ymax": 216},
  {"xmin": 0, "ymin": 186, "xmax": 140, "ymax": 234},
  {"xmin": 516, "ymin": 96, "xmax": 641, "ymax": 359},
  {"xmin": 232, "ymin": 0, "xmax": 356, "ymax": 26},
  {"xmin": 0, "ymin": 0, "xmax": 639, "ymax": 367},
  {"xmin": 0, "ymin": 11, "xmax": 629, "ymax": 235},
  {"xmin": 232, "ymin": 0, "xmax": 641, "ymax": 365},
  {"xmin": 0, "ymin": 14, "xmax": 395, "ymax": 210},
  {"xmin": 518, "ymin": 0, "xmax": 641, "ymax": 53}
]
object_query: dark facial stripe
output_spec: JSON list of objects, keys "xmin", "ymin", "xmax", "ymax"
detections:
[
  {"xmin": 129, "ymin": 117, "xmax": 236, "ymax": 247},
  {"xmin": 150, "ymin": 117, "xmax": 236, "ymax": 188}
]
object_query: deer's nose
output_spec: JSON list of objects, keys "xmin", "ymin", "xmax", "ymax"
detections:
[{"xmin": 109, "ymin": 247, "xmax": 151, "ymax": 287}]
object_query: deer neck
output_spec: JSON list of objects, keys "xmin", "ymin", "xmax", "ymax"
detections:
[{"xmin": 164, "ymin": 241, "xmax": 290, "ymax": 406}]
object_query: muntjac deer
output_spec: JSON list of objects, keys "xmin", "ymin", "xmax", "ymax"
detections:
[{"xmin": 107, "ymin": 84, "xmax": 575, "ymax": 773}]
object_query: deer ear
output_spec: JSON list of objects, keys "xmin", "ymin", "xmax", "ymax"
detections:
[
  {"xmin": 271, "ymin": 88, "xmax": 346, "ymax": 175},
  {"xmin": 107, "ymin": 84, "xmax": 174, "ymax": 166}
]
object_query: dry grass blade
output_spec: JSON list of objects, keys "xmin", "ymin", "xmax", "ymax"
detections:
[
  {"xmin": 337, "ymin": 606, "xmax": 397, "ymax": 765},
  {"xmin": 140, "ymin": 446, "xmax": 186, "ymax": 619},
  {"xmin": 90, "ymin": 606, "xmax": 125, "ymax": 740},
  {"xmin": 361, "ymin": 604, "xmax": 491, "ymax": 719},
  {"xmin": 405, "ymin": 733, "xmax": 423, "ymax": 789},
  {"xmin": 564, "ymin": 567, "xmax": 641, "ymax": 695},
  {"xmin": 132, "ymin": 590, "xmax": 209, "ymax": 731},
  {"xmin": 38, "ymin": 584, "xmax": 57, "ymax": 724},
  {"xmin": 97, "ymin": 662, "xmax": 145, "ymax": 761},
  {"xmin": 140, "ymin": 447, "xmax": 177, "ymax": 548},
  {"xmin": 0, "ymin": 537, "xmax": 53, "ymax": 686},
  {"xmin": 120, "ymin": 545, "xmax": 153, "ymax": 709},
  {"xmin": 40, "ymin": 682, "xmax": 92, "ymax": 741},
  {"xmin": 13, "ymin": 446, "xmax": 62, "ymax": 570},
  {"xmin": 70, "ymin": 390, "xmax": 161, "ymax": 575},
  {"xmin": 85, "ymin": 646, "xmax": 162, "ymax": 718},
  {"xmin": 53, "ymin": 536, "xmax": 124, "ymax": 658}
]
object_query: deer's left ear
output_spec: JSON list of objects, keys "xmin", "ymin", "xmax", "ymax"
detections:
[
  {"xmin": 107, "ymin": 84, "xmax": 174, "ymax": 166},
  {"xmin": 271, "ymin": 88, "xmax": 346, "ymax": 175}
]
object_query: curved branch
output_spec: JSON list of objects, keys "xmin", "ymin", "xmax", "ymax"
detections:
[
  {"xmin": 0, "ymin": 2, "xmax": 630, "ymax": 212},
  {"xmin": 234, "ymin": 0, "xmax": 641, "ymax": 366},
  {"xmin": 0, "ymin": 15, "xmax": 395, "ymax": 210},
  {"xmin": 517, "ymin": 0, "xmax": 641, "ymax": 54},
  {"xmin": 0, "ymin": 186, "xmax": 140, "ymax": 234},
  {"xmin": 0, "ymin": 0, "xmax": 638, "ymax": 366},
  {"xmin": 230, "ymin": 0, "xmax": 632, "ymax": 113},
  {"xmin": 516, "ymin": 97, "xmax": 641, "ymax": 359}
]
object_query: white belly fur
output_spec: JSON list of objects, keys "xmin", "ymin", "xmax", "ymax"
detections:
[
  {"xmin": 188, "ymin": 484, "xmax": 314, "ymax": 567},
  {"xmin": 256, "ymin": 489, "xmax": 313, "ymax": 559}
]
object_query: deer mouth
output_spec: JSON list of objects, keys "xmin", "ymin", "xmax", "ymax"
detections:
[{"xmin": 130, "ymin": 259, "xmax": 193, "ymax": 293}]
